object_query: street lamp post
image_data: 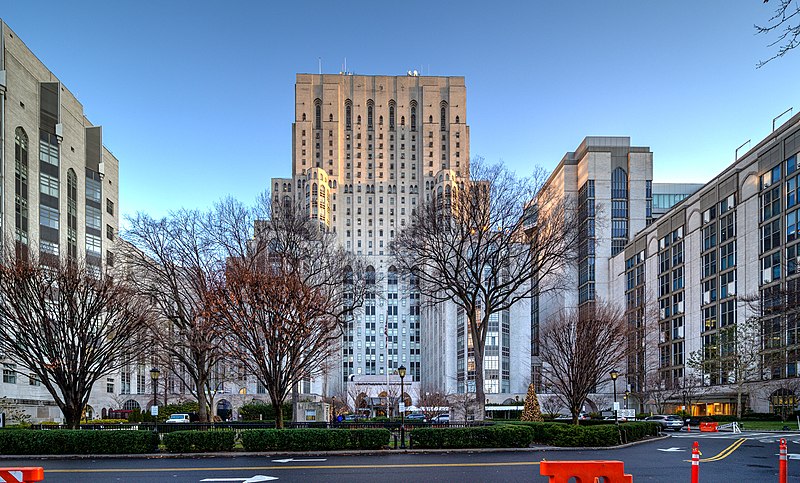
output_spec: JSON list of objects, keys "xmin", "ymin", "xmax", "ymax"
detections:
[
  {"xmin": 610, "ymin": 370, "xmax": 619, "ymax": 425},
  {"xmin": 150, "ymin": 367, "xmax": 160, "ymax": 421},
  {"xmin": 398, "ymin": 365, "xmax": 407, "ymax": 449},
  {"xmin": 624, "ymin": 391, "xmax": 629, "ymax": 410},
  {"xmin": 682, "ymin": 390, "xmax": 688, "ymax": 413}
]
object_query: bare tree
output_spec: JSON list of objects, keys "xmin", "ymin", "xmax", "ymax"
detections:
[
  {"xmin": 637, "ymin": 373, "xmax": 673, "ymax": 415},
  {"xmin": 122, "ymin": 211, "xmax": 227, "ymax": 422},
  {"xmin": 687, "ymin": 309, "xmax": 762, "ymax": 419},
  {"xmin": 0, "ymin": 253, "xmax": 151, "ymax": 428},
  {"xmin": 540, "ymin": 301, "xmax": 628, "ymax": 424},
  {"xmin": 211, "ymin": 199, "xmax": 369, "ymax": 428},
  {"xmin": 448, "ymin": 390, "xmax": 478, "ymax": 422},
  {"xmin": 539, "ymin": 396, "xmax": 563, "ymax": 419},
  {"xmin": 757, "ymin": 0, "xmax": 800, "ymax": 67},
  {"xmin": 346, "ymin": 383, "xmax": 369, "ymax": 419},
  {"xmin": 392, "ymin": 160, "xmax": 578, "ymax": 419},
  {"xmin": 416, "ymin": 385, "xmax": 449, "ymax": 421}
]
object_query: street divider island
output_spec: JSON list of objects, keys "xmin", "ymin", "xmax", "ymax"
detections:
[{"xmin": 0, "ymin": 422, "xmax": 662, "ymax": 455}]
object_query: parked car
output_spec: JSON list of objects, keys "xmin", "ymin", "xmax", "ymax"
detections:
[
  {"xmin": 645, "ymin": 415, "xmax": 684, "ymax": 431},
  {"xmin": 405, "ymin": 413, "xmax": 426, "ymax": 422},
  {"xmin": 431, "ymin": 414, "xmax": 450, "ymax": 423},
  {"xmin": 165, "ymin": 413, "xmax": 191, "ymax": 424},
  {"xmin": 687, "ymin": 416, "xmax": 713, "ymax": 426}
]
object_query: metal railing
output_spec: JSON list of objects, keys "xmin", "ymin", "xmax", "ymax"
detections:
[{"xmin": 28, "ymin": 420, "xmax": 492, "ymax": 434}]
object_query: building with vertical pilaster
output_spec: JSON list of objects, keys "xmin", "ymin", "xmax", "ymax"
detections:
[
  {"xmin": 0, "ymin": 19, "xmax": 120, "ymax": 421},
  {"xmin": 272, "ymin": 73, "xmax": 470, "ymax": 400}
]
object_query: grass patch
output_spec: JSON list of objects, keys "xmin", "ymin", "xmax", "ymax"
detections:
[{"xmin": 739, "ymin": 420, "xmax": 800, "ymax": 431}]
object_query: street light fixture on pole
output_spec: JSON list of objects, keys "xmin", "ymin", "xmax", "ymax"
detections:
[
  {"xmin": 150, "ymin": 367, "xmax": 160, "ymax": 420},
  {"xmin": 398, "ymin": 365, "xmax": 407, "ymax": 449},
  {"xmin": 610, "ymin": 370, "xmax": 619, "ymax": 425},
  {"xmin": 624, "ymin": 391, "xmax": 630, "ymax": 410}
]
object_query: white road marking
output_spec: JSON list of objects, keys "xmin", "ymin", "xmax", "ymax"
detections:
[
  {"xmin": 657, "ymin": 447, "xmax": 684, "ymax": 452},
  {"xmin": 200, "ymin": 476, "xmax": 278, "ymax": 482},
  {"xmin": 271, "ymin": 458, "xmax": 327, "ymax": 463}
]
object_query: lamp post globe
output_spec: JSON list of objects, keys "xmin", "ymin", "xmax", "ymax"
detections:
[
  {"xmin": 150, "ymin": 367, "xmax": 160, "ymax": 419},
  {"xmin": 398, "ymin": 365, "xmax": 406, "ymax": 449},
  {"xmin": 609, "ymin": 370, "xmax": 619, "ymax": 425}
]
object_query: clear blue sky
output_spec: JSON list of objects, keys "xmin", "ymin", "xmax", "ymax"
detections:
[{"xmin": 2, "ymin": 1, "xmax": 798, "ymax": 221}]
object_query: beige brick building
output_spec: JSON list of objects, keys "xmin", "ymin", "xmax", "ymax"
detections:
[
  {"xmin": 272, "ymin": 73, "xmax": 470, "ymax": 397},
  {"xmin": 0, "ymin": 19, "xmax": 120, "ymax": 421}
]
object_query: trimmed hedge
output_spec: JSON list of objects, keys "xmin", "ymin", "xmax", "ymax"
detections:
[
  {"xmin": 411, "ymin": 425, "xmax": 534, "ymax": 449},
  {"xmin": 0, "ymin": 429, "xmax": 158, "ymax": 455},
  {"xmin": 508, "ymin": 421, "xmax": 660, "ymax": 447},
  {"xmin": 163, "ymin": 430, "xmax": 235, "ymax": 453},
  {"xmin": 241, "ymin": 428, "xmax": 389, "ymax": 451}
]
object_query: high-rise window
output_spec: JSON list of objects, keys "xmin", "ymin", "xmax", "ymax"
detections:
[
  {"xmin": 611, "ymin": 167, "xmax": 628, "ymax": 256},
  {"xmin": 440, "ymin": 101, "xmax": 447, "ymax": 131},
  {"xmin": 367, "ymin": 100, "xmax": 374, "ymax": 130},
  {"xmin": 345, "ymin": 99, "xmax": 352, "ymax": 130},
  {"xmin": 389, "ymin": 101, "xmax": 396, "ymax": 130},
  {"xmin": 314, "ymin": 98, "xmax": 322, "ymax": 129},
  {"xmin": 14, "ymin": 127, "xmax": 29, "ymax": 245}
]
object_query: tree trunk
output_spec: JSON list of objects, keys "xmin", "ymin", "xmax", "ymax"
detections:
[
  {"xmin": 62, "ymin": 403, "xmax": 82, "ymax": 429},
  {"xmin": 275, "ymin": 400, "xmax": 284, "ymax": 429},
  {"xmin": 197, "ymin": 377, "xmax": 209, "ymax": 422},
  {"xmin": 473, "ymin": 346, "xmax": 486, "ymax": 421},
  {"xmin": 736, "ymin": 386, "xmax": 743, "ymax": 420},
  {"xmin": 291, "ymin": 384, "xmax": 298, "ymax": 425}
]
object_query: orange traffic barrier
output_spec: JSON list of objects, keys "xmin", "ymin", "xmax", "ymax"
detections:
[
  {"xmin": 779, "ymin": 438, "xmax": 788, "ymax": 483},
  {"xmin": 699, "ymin": 422, "xmax": 718, "ymax": 432},
  {"xmin": 0, "ymin": 467, "xmax": 44, "ymax": 483},
  {"xmin": 539, "ymin": 460, "xmax": 632, "ymax": 483},
  {"xmin": 691, "ymin": 441, "xmax": 700, "ymax": 483}
]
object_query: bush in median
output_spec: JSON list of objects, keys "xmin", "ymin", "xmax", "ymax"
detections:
[
  {"xmin": 411, "ymin": 425, "xmax": 534, "ymax": 449},
  {"xmin": 163, "ymin": 430, "xmax": 235, "ymax": 453},
  {"xmin": 508, "ymin": 421, "xmax": 660, "ymax": 447},
  {"xmin": 241, "ymin": 428, "xmax": 389, "ymax": 451},
  {"xmin": 0, "ymin": 429, "xmax": 158, "ymax": 455}
]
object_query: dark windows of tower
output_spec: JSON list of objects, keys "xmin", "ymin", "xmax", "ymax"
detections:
[
  {"xmin": 314, "ymin": 98, "xmax": 322, "ymax": 129},
  {"xmin": 14, "ymin": 127, "xmax": 29, "ymax": 245},
  {"xmin": 367, "ymin": 100, "xmax": 374, "ymax": 130}
]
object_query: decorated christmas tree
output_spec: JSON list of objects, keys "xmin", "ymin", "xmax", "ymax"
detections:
[{"xmin": 520, "ymin": 383, "xmax": 544, "ymax": 422}]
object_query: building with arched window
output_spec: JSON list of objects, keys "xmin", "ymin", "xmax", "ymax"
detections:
[
  {"xmin": 0, "ymin": 19, "xmax": 121, "ymax": 423},
  {"xmin": 274, "ymin": 73, "xmax": 470, "ymax": 399}
]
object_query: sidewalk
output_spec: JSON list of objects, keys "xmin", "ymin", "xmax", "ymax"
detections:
[{"xmin": 0, "ymin": 434, "xmax": 668, "ymax": 460}]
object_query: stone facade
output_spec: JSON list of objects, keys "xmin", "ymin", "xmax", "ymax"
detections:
[
  {"xmin": 609, "ymin": 113, "xmax": 800, "ymax": 416},
  {"xmin": 0, "ymin": 19, "xmax": 120, "ymax": 422}
]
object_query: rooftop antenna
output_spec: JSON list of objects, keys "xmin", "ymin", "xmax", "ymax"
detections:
[
  {"xmin": 318, "ymin": 57, "xmax": 322, "ymax": 75},
  {"xmin": 344, "ymin": 57, "xmax": 347, "ymax": 73},
  {"xmin": 735, "ymin": 139, "xmax": 751, "ymax": 161},
  {"xmin": 773, "ymin": 107, "xmax": 793, "ymax": 132}
]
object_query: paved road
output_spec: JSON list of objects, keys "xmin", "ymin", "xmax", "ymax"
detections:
[{"xmin": 1, "ymin": 434, "xmax": 798, "ymax": 482}]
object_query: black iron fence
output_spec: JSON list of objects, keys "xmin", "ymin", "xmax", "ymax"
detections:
[{"xmin": 29, "ymin": 420, "xmax": 492, "ymax": 434}]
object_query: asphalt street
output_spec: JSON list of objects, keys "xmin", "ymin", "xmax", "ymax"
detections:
[{"xmin": 2, "ymin": 433, "xmax": 800, "ymax": 482}]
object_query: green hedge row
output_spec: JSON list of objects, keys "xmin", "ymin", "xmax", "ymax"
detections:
[
  {"xmin": 509, "ymin": 421, "xmax": 660, "ymax": 447},
  {"xmin": 163, "ymin": 431, "xmax": 235, "ymax": 453},
  {"xmin": 0, "ymin": 430, "xmax": 158, "ymax": 455},
  {"xmin": 241, "ymin": 428, "xmax": 389, "ymax": 451},
  {"xmin": 411, "ymin": 425, "xmax": 533, "ymax": 449}
]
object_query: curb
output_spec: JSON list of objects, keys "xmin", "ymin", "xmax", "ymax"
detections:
[{"xmin": 0, "ymin": 435, "xmax": 669, "ymax": 460}]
